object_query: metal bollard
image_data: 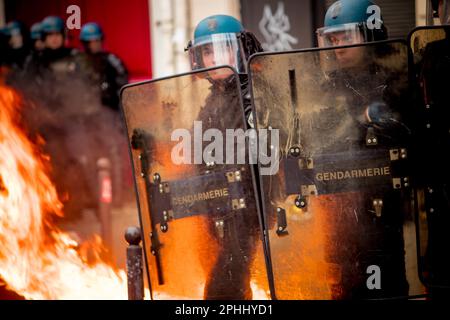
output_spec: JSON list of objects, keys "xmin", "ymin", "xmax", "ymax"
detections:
[
  {"xmin": 110, "ymin": 144, "xmax": 123, "ymax": 205},
  {"xmin": 97, "ymin": 158, "xmax": 113, "ymax": 251},
  {"xmin": 125, "ymin": 226, "xmax": 144, "ymax": 300}
]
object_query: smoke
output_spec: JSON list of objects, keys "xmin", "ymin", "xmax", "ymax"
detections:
[{"xmin": 7, "ymin": 65, "xmax": 132, "ymax": 221}]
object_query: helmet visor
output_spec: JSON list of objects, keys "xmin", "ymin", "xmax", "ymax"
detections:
[
  {"xmin": 188, "ymin": 33, "xmax": 246, "ymax": 74},
  {"xmin": 317, "ymin": 23, "xmax": 366, "ymax": 48}
]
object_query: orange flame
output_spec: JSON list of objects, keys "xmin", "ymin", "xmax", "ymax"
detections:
[{"xmin": 0, "ymin": 85, "xmax": 128, "ymax": 300}]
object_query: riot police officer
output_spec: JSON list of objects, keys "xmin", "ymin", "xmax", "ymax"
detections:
[
  {"xmin": 24, "ymin": 16, "xmax": 80, "ymax": 80},
  {"xmin": 317, "ymin": 0, "xmax": 387, "ymax": 47},
  {"xmin": 19, "ymin": 22, "xmax": 45, "ymax": 85},
  {"xmin": 312, "ymin": 0, "xmax": 411, "ymax": 299},
  {"xmin": 187, "ymin": 15, "xmax": 263, "ymax": 127},
  {"xmin": 79, "ymin": 22, "xmax": 128, "ymax": 111},
  {"xmin": 2, "ymin": 21, "xmax": 31, "ymax": 70},
  {"xmin": 185, "ymin": 15, "xmax": 264, "ymax": 299},
  {"xmin": 30, "ymin": 22, "xmax": 45, "ymax": 53},
  {"xmin": 317, "ymin": 0, "xmax": 387, "ymax": 72},
  {"xmin": 317, "ymin": 0, "xmax": 411, "ymax": 142},
  {"xmin": 19, "ymin": 17, "xmax": 103, "ymax": 221}
]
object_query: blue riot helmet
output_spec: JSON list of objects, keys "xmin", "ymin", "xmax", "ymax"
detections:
[
  {"xmin": 4, "ymin": 21, "xmax": 29, "ymax": 49},
  {"xmin": 41, "ymin": 16, "xmax": 66, "ymax": 50},
  {"xmin": 41, "ymin": 16, "xmax": 65, "ymax": 35},
  {"xmin": 317, "ymin": 0, "xmax": 388, "ymax": 48},
  {"xmin": 30, "ymin": 22, "xmax": 45, "ymax": 51},
  {"xmin": 80, "ymin": 22, "xmax": 104, "ymax": 42},
  {"xmin": 186, "ymin": 15, "xmax": 261, "ymax": 74},
  {"xmin": 30, "ymin": 22, "xmax": 43, "ymax": 40},
  {"xmin": 5, "ymin": 21, "xmax": 23, "ymax": 37}
]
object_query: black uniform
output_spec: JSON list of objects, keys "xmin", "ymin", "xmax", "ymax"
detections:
[
  {"xmin": 4, "ymin": 46, "xmax": 30, "ymax": 70},
  {"xmin": 414, "ymin": 30, "xmax": 450, "ymax": 298},
  {"xmin": 311, "ymin": 47, "xmax": 411, "ymax": 299},
  {"xmin": 82, "ymin": 51, "xmax": 128, "ymax": 111},
  {"xmin": 2, "ymin": 23, "xmax": 31, "ymax": 71},
  {"xmin": 0, "ymin": 31, "xmax": 8, "ymax": 69},
  {"xmin": 196, "ymin": 75, "xmax": 260, "ymax": 300},
  {"xmin": 23, "ymin": 47, "xmax": 80, "ymax": 79}
]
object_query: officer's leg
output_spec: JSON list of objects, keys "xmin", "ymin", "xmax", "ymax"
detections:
[{"xmin": 203, "ymin": 210, "xmax": 258, "ymax": 300}]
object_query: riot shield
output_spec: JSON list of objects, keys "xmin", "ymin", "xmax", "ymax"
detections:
[
  {"xmin": 120, "ymin": 66, "xmax": 270, "ymax": 300},
  {"xmin": 409, "ymin": 26, "xmax": 450, "ymax": 294},
  {"xmin": 249, "ymin": 40, "xmax": 425, "ymax": 299}
]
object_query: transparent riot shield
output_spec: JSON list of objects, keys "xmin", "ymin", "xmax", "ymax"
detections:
[
  {"xmin": 120, "ymin": 66, "xmax": 270, "ymax": 300},
  {"xmin": 249, "ymin": 41, "xmax": 426, "ymax": 299},
  {"xmin": 409, "ymin": 26, "xmax": 450, "ymax": 294}
]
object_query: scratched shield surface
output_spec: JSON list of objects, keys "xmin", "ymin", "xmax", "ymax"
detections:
[
  {"xmin": 409, "ymin": 26, "xmax": 450, "ymax": 291},
  {"xmin": 249, "ymin": 40, "xmax": 425, "ymax": 299},
  {"xmin": 121, "ymin": 67, "xmax": 270, "ymax": 300}
]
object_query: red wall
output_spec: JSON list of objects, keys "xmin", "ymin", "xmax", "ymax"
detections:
[{"xmin": 5, "ymin": 0, "xmax": 152, "ymax": 80}]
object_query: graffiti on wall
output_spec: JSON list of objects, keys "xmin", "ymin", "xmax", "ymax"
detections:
[{"xmin": 259, "ymin": 2, "xmax": 299, "ymax": 51}]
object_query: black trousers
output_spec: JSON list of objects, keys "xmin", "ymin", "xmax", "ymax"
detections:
[{"xmin": 203, "ymin": 207, "xmax": 259, "ymax": 300}]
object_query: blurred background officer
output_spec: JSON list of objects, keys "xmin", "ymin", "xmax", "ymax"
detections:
[
  {"xmin": 186, "ymin": 14, "xmax": 263, "ymax": 300},
  {"xmin": 19, "ymin": 16, "xmax": 101, "ymax": 221},
  {"xmin": 24, "ymin": 16, "xmax": 80, "ymax": 79},
  {"xmin": 80, "ymin": 22, "xmax": 128, "ymax": 112},
  {"xmin": 2, "ymin": 20, "xmax": 31, "ymax": 70},
  {"xmin": 30, "ymin": 22, "xmax": 45, "ymax": 53}
]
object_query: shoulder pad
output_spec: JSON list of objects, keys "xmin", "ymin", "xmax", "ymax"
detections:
[{"xmin": 107, "ymin": 53, "xmax": 123, "ymax": 68}]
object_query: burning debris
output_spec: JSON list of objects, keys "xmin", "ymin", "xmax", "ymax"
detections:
[{"xmin": 0, "ymin": 84, "xmax": 128, "ymax": 300}]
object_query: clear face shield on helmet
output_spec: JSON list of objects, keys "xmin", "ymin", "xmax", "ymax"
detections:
[
  {"xmin": 187, "ymin": 33, "xmax": 246, "ymax": 78},
  {"xmin": 316, "ymin": 23, "xmax": 368, "ymax": 48},
  {"xmin": 316, "ymin": 23, "xmax": 372, "ymax": 70},
  {"xmin": 428, "ymin": 0, "xmax": 450, "ymax": 25}
]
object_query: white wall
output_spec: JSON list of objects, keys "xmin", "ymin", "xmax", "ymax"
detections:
[
  {"xmin": 416, "ymin": 0, "xmax": 427, "ymax": 26},
  {"xmin": 149, "ymin": 0, "xmax": 240, "ymax": 78}
]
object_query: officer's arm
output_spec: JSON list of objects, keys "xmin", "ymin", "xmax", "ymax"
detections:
[{"xmin": 107, "ymin": 53, "xmax": 129, "ymax": 88}]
